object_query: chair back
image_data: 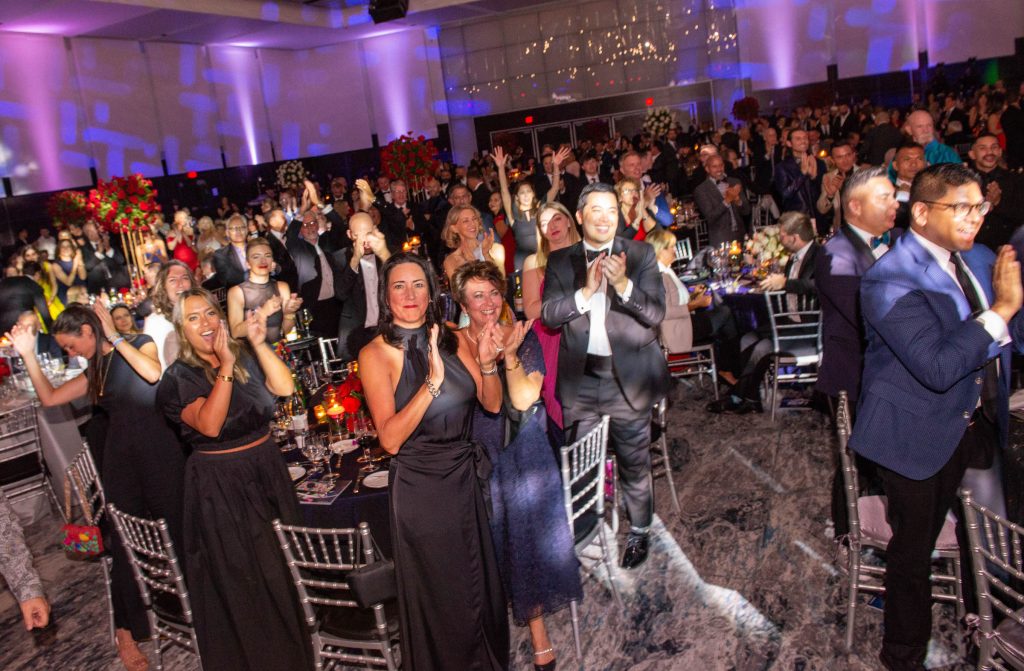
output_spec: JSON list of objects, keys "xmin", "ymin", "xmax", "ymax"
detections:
[
  {"xmin": 674, "ymin": 239, "xmax": 693, "ymax": 264},
  {"xmin": 273, "ymin": 520, "xmax": 376, "ymax": 624},
  {"xmin": 318, "ymin": 337, "xmax": 348, "ymax": 379},
  {"xmin": 960, "ymin": 487, "xmax": 1024, "ymax": 662},
  {"xmin": 106, "ymin": 504, "xmax": 194, "ymax": 627},
  {"xmin": 764, "ymin": 290, "xmax": 822, "ymax": 355},
  {"xmin": 65, "ymin": 443, "xmax": 105, "ymax": 526},
  {"xmin": 693, "ymin": 218, "xmax": 709, "ymax": 250},
  {"xmin": 209, "ymin": 286, "xmax": 228, "ymax": 311},
  {"xmin": 560, "ymin": 416, "xmax": 610, "ymax": 546},
  {"xmin": 835, "ymin": 391, "xmax": 861, "ymax": 543}
]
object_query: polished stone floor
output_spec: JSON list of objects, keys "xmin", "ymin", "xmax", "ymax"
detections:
[{"xmin": 0, "ymin": 380, "xmax": 970, "ymax": 670}]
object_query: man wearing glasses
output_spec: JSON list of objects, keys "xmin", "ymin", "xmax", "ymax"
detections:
[
  {"xmin": 849, "ymin": 163, "xmax": 1024, "ymax": 670},
  {"xmin": 212, "ymin": 213, "xmax": 252, "ymax": 288}
]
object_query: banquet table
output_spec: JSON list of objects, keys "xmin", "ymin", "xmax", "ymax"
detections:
[
  {"xmin": 283, "ymin": 432, "xmax": 393, "ymax": 558},
  {"xmin": 688, "ymin": 277, "xmax": 770, "ymax": 336}
]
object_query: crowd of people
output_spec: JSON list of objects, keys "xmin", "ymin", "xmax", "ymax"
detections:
[{"xmin": 0, "ymin": 74, "xmax": 1022, "ymax": 671}]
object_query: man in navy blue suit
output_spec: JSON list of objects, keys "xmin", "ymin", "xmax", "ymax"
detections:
[{"xmin": 850, "ymin": 164, "xmax": 1024, "ymax": 670}]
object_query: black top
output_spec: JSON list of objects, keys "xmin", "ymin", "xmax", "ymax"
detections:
[
  {"xmin": 96, "ymin": 334, "xmax": 162, "ymax": 424},
  {"xmin": 393, "ymin": 324, "xmax": 474, "ymax": 443},
  {"xmin": 238, "ymin": 279, "xmax": 283, "ymax": 343},
  {"xmin": 157, "ymin": 354, "xmax": 276, "ymax": 451}
]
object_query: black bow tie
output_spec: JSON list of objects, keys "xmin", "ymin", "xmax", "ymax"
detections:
[
  {"xmin": 716, "ymin": 178, "xmax": 728, "ymax": 185},
  {"xmin": 585, "ymin": 247, "xmax": 611, "ymax": 263}
]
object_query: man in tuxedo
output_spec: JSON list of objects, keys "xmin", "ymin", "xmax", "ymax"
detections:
[
  {"xmin": 647, "ymin": 141, "xmax": 680, "ymax": 197},
  {"xmin": 753, "ymin": 127, "xmax": 783, "ymax": 196},
  {"xmin": 694, "ymin": 155, "xmax": 751, "ymax": 247},
  {"xmin": 542, "ymin": 182, "xmax": 670, "ymax": 569},
  {"xmin": 579, "ymin": 152, "xmax": 605, "ymax": 186},
  {"xmin": 851, "ymin": 163, "xmax": 1024, "ymax": 671},
  {"xmin": 212, "ymin": 214, "xmax": 251, "ymax": 289},
  {"xmin": 335, "ymin": 212, "xmax": 391, "ymax": 360},
  {"xmin": 467, "ymin": 168, "xmax": 491, "ymax": 214},
  {"xmin": 708, "ymin": 211, "xmax": 819, "ymax": 414},
  {"xmin": 79, "ymin": 222, "xmax": 129, "ymax": 294},
  {"xmin": 969, "ymin": 133, "xmax": 1024, "ymax": 250},
  {"xmin": 815, "ymin": 167, "xmax": 899, "ymax": 536},
  {"xmin": 815, "ymin": 141, "xmax": 860, "ymax": 234},
  {"xmin": 286, "ymin": 210, "xmax": 341, "ymax": 337},
  {"xmin": 263, "ymin": 209, "xmax": 299, "ymax": 291},
  {"xmin": 833, "ymin": 103, "xmax": 860, "ymax": 140}
]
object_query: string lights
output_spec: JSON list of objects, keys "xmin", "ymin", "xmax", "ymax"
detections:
[{"xmin": 444, "ymin": 1, "xmax": 740, "ymax": 97}]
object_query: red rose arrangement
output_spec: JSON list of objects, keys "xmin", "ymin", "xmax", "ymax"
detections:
[
  {"xmin": 46, "ymin": 190, "xmax": 89, "ymax": 229},
  {"xmin": 379, "ymin": 133, "xmax": 440, "ymax": 193},
  {"xmin": 85, "ymin": 174, "xmax": 161, "ymax": 235}
]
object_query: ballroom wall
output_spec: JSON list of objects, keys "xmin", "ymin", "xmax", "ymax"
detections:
[{"xmin": 0, "ymin": 29, "xmax": 447, "ymax": 196}]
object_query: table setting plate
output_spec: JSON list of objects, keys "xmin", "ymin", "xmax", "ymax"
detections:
[
  {"xmin": 332, "ymin": 438, "xmax": 361, "ymax": 454},
  {"xmin": 362, "ymin": 471, "xmax": 388, "ymax": 488},
  {"xmin": 288, "ymin": 465, "xmax": 306, "ymax": 481}
]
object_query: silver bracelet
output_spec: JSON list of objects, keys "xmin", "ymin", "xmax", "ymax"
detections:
[
  {"xmin": 425, "ymin": 376, "xmax": 441, "ymax": 398},
  {"xmin": 479, "ymin": 362, "xmax": 499, "ymax": 376}
]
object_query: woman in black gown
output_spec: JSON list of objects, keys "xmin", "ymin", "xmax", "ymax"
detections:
[
  {"xmin": 7, "ymin": 303, "xmax": 185, "ymax": 671},
  {"xmin": 156, "ymin": 288, "xmax": 312, "ymax": 671},
  {"xmin": 359, "ymin": 252, "xmax": 510, "ymax": 670}
]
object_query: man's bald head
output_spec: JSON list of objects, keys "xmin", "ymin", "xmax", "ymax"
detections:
[{"xmin": 347, "ymin": 212, "xmax": 376, "ymax": 240}]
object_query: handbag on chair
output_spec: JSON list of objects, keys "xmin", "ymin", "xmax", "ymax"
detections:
[{"xmin": 60, "ymin": 472, "xmax": 103, "ymax": 559}]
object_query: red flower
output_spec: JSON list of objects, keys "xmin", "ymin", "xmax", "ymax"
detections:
[
  {"xmin": 341, "ymin": 396, "xmax": 361, "ymax": 413},
  {"xmin": 351, "ymin": 377, "xmax": 362, "ymax": 393},
  {"xmin": 338, "ymin": 379, "xmax": 354, "ymax": 396}
]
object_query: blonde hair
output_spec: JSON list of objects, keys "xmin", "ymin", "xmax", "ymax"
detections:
[
  {"xmin": 442, "ymin": 205, "xmax": 482, "ymax": 249},
  {"xmin": 196, "ymin": 216, "xmax": 214, "ymax": 235},
  {"xmin": 645, "ymin": 227, "xmax": 677, "ymax": 255},
  {"xmin": 614, "ymin": 177, "xmax": 642, "ymax": 203},
  {"xmin": 171, "ymin": 288, "xmax": 251, "ymax": 385},
  {"xmin": 534, "ymin": 202, "xmax": 581, "ymax": 270}
]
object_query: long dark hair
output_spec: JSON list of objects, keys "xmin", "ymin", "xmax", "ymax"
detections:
[
  {"xmin": 53, "ymin": 305, "xmax": 105, "ymax": 402},
  {"xmin": 377, "ymin": 253, "xmax": 457, "ymax": 355}
]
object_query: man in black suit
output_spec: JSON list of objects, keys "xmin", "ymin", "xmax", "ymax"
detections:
[
  {"xmin": 542, "ymin": 182, "xmax": 670, "ymax": 569},
  {"xmin": 708, "ymin": 211, "xmax": 819, "ymax": 414},
  {"xmin": 833, "ymin": 103, "xmax": 860, "ymax": 140},
  {"xmin": 1002, "ymin": 87, "xmax": 1024, "ymax": 169},
  {"xmin": 79, "ymin": 222, "xmax": 129, "ymax": 294},
  {"xmin": 286, "ymin": 209, "xmax": 341, "ymax": 337},
  {"xmin": 335, "ymin": 212, "xmax": 391, "ymax": 360},
  {"xmin": 753, "ymin": 127, "xmax": 783, "ymax": 196},
  {"xmin": 263, "ymin": 209, "xmax": 299, "ymax": 291},
  {"xmin": 969, "ymin": 133, "xmax": 1024, "ymax": 250},
  {"xmin": 212, "ymin": 214, "xmax": 251, "ymax": 289},
  {"xmin": 862, "ymin": 111, "xmax": 905, "ymax": 166},
  {"xmin": 694, "ymin": 154, "xmax": 751, "ymax": 247},
  {"xmin": 774, "ymin": 129, "xmax": 828, "ymax": 235},
  {"xmin": 467, "ymin": 168, "xmax": 491, "ymax": 215},
  {"xmin": 815, "ymin": 167, "xmax": 899, "ymax": 535}
]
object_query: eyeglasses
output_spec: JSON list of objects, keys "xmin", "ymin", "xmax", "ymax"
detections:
[{"xmin": 920, "ymin": 200, "xmax": 991, "ymax": 219}]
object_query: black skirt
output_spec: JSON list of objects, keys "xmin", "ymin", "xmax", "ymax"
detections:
[{"xmin": 183, "ymin": 437, "xmax": 313, "ymax": 671}]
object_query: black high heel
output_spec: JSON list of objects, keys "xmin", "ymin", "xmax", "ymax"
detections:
[{"xmin": 533, "ymin": 648, "xmax": 556, "ymax": 671}]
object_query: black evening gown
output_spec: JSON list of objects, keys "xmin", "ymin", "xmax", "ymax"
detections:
[
  {"xmin": 389, "ymin": 325, "xmax": 509, "ymax": 670},
  {"xmin": 96, "ymin": 333, "xmax": 186, "ymax": 640},
  {"xmin": 157, "ymin": 356, "xmax": 313, "ymax": 671}
]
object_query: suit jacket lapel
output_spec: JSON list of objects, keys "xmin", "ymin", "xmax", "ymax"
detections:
[
  {"xmin": 841, "ymin": 224, "xmax": 876, "ymax": 270},
  {"xmin": 903, "ymin": 234, "xmax": 972, "ymax": 320},
  {"xmin": 569, "ymin": 244, "xmax": 587, "ymax": 291}
]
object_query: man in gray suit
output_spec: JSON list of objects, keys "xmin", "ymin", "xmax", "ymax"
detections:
[
  {"xmin": 542, "ymin": 182, "xmax": 670, "ymax": 569},
  {"xmin": 694, "ymin": 154, "xmax": 751, "ymax": 247}
]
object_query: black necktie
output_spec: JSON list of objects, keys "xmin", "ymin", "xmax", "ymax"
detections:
[{"xmin": 952, "ymin": 253, "xmax": 999, "ymax": 421}]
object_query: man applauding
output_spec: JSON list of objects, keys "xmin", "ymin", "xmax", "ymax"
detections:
[
  {"xmin": 851, "ymin": 164, "xmax": 1024, "ymax": 670},
  {"xmin": 542, "ymin": 182, "xmax": 670, "ymax": 569}
]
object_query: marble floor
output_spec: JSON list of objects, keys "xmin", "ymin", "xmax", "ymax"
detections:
[{"xmin": 0, "ymin": 380, "xmax": 971, "ymax": 670}]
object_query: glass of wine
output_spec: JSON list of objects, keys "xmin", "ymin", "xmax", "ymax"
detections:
[{"xmin": 299, "ymin": 309, "xmax": 314, "ymax": 337}]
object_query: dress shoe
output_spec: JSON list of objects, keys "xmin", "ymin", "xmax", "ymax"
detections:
[
  {"xmin": 705, "ymin": 396, "xmax": 762, "ymax": 414},
  {"xmin": 621, "ymin": 532, "xmax": 649, "ymax": 569}
]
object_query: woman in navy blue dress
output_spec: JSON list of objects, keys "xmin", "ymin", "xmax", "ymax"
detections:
[{"xmin": 452, "ymin": 261, "xmax": 583, "ymax": 671}]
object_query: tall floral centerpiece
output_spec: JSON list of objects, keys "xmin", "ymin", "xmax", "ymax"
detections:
[
  {"xmin": 642, "ymin": 107, "xmax": 675, "ymax": 138},
  {"xmin": 276, "ymin": 160, "xmax": 308, "ymax": 192},
  {"xmin": 732, "ymin": 96, "xmax": 761, "ymax": 124},
  {"xmin": 379, "ymin": 133, "xmax": 440, "ymax": 200},
  {"xmin": 85, "ymin": 174, "xmax": 161, "ymax": 287},
  {"xmin": 46, "ymin": 190, "xmax": 89, "ymax": 229}
]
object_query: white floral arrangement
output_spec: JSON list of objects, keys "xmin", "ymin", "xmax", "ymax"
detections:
[
  {"xmin": 276, "ymin": 160, "xmax": 307, "ymax": 191},
  {"xmin": 642, "ymin": 107, "xmax": 675, "ymax": 138},
  {"xmin": 746, "ymin": 225, "xmax": 790, "ymax": 266}
]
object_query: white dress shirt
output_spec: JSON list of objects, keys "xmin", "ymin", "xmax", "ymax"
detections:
[
  {"xmin": 358, "ymin": 255, "xmax": 379, "ymax": 328},
  {"xmin": 573, "ymin": 242, "xmax": 634, "ymax": 356}
]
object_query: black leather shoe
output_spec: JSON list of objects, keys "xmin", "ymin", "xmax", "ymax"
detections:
[
  {"xmin": 705, "ymin": 398, "xmax": 733, "ymax": 413},
  {"xmin": 621, "ymin": 533, "xmax": 649, "ymax": 569},
  {"xmin": 731, "ymin": 398, "xmax": 763, "ymax": 414}
]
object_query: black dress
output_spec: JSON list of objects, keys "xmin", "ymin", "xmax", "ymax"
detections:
[
  {"xmin": 389, "ymin": 325, "xmax": 509, "ymax": 670},
  {"xmin": 96, "ymin": 334, "xmax": 186, "ymax": 640},
  {"xmin": 157, "ymin": 355, "xmax": 313, "ymax": 671}
]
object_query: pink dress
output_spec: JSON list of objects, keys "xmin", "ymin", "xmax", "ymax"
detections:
[{"xmin": 533, "ymin": 277, "xmax": 563, "ymax": 428}]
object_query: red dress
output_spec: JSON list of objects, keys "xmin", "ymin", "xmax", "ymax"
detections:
[{"xmin": 172, "ymin": 240, "xmax": 199, "ymax": 272}]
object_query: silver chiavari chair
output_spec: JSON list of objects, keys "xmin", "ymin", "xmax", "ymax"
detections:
[
  {"xmin": 65, "ymin": 444, "xmax": 116, "ymax": 647},
  {"xmin": 273, "ymin": 520, "xmax": 399, "ymax": 671},
  {"xmin": 650, "ymin": 398, "xmax": 680, "ymax": 516},
  {"xmin": 959, "ymin": 487, "xmax": 1024, "ymax": 670},
  {"xmin": 561, "ymin": 415, "xmax": 620, "ymax": 669},
  {"xmin": 107, "ymin": 504, "xmax": 202, "ymax": 670},
  {"xmin": 763, "ymin": 291, "xmax": 822, "ymax": 421},
  {"xmin": 835, "ymin": 391, "xmax": 964, "ymax": 653}
]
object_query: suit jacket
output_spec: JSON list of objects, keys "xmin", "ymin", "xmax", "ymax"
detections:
[
  {"xmin": 815, "ymin": 225, "xmax": 901, "ymax": 401},
  {"xmin": 0, "ymin": 276, "xmax": 52, "ymax": 333},
  {"xmin": 782, "ymin": 240, "xmax": 819, "ymax": 296},
  {"xmin": 80, "ymin": 241, "xmax": 128, "ymax": 294},
  {"xmin": 266, "ymin": 231, "xmax": 298, "ymax": 292},
  {"xmin": 774, "ymin": 156, "xmax": 827, "ymax": 234},
  {"xmin": 212, "ymin": 244, "xmax": 247, "ymax": 289},
  {"xmin": 658, "ymin": 270, "xmax": 694, "ymax": 353},
  {"xmin": 285, "ymin": 221, "xmax": 341, "ymax": 307},
  {"xmin": 850, "ymin": 233, "xmax": 1024, "ymax": 479},
  {"xmin": 334, "ymin": 250, "xmax": 383, "ymax": 357},
  {"xmin": 470, "ymin": 183, "xmax": 492, "ymax": 215},
  {"xmin": 541, "ymin": 237, "xmax": 670, "ymax": 412},
  {"xmin": 694, "ymin": 177, "xmax": 751, "ymax": 248}
]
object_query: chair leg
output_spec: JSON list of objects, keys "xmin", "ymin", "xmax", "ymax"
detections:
[
  {"xmin": 770, "ymin": 359, "xmax": 780, "ymax": 422},
  {"xmin": 153, "ymin": 636, "xmax": 163, "ymax": 671},
  {"xmin": 952, "ymin": 555, "xmax": 966, "ymax": 659},
  {"xmin": 597, "ymin": 524, "xmax": 624, "ymax": 610},
  {"xmin": 569, "ymin": 599, "xmax": 584, "ymax": 671},
  {"xmin": 606, "ymin": 457, "xmax": 620, "ymax": 535},
  {"xmin": 101, "ymin": 556, "xmax": 116, "ymax": 648},
  {"xmin": 659, "ymin": 432, "xmax": 680, "ymax": 515},
  {"xmin": 709, "ymin": 349, "xmax": 720, "ymax": 401},
  {"xmin": 845, "ymin": 542, "xmax": 860, "ymax": 652}
]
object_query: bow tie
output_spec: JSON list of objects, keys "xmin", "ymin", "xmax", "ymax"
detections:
[
  {"xmin": 585, "ymin": 247, "xmax": 611, "ymax": 263},
  {"xmin": 870, "ymin": 231, "xmax": 891, "ymax": 249},
  {"xmin": 715, "ymin": 178, "xmax": 728, "ymax": 185}
]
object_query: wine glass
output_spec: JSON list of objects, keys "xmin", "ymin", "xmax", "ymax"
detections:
[
  {"xmin": 355, "ymin": 414, "xmax": 376, "ymax": 473},
  {"xmin": 299, "ymin": 309, "xmax": 314, "ymax": 337}
]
